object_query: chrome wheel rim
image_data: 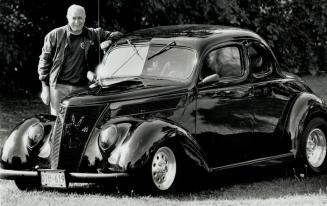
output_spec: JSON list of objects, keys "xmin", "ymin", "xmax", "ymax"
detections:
[
  {"xmin": 306, "ymin": 128, "xmax": 327, "ymax": 168},
  {"xmin": 151, "ymin": 147, "xmax": 176, "ymax": 191}
]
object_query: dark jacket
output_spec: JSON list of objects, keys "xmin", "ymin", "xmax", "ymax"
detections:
[{"xmin": 38, "ymin": 25, "xmax": 119, "ymax": 87}]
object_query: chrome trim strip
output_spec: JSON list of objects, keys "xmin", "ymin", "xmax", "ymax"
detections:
[
  {"xmin": 0, "ymin": 168, "xmax": 129, "ymax": 181},
  {"xmin": 69, "ymin": 172, "xmax": 129, "ymax": 180},
  {"xmin": 211, "ymin": 153, "xmax": 293, "ymax": 172}
]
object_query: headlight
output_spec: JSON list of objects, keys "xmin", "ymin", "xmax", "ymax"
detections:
[
  {"xmin": 26, "ymin": 122, "xmax": 44, "ymax": 148},
  {"xmin": 99, "ymin": 125, "xmax": 118, "ymax": 151}
]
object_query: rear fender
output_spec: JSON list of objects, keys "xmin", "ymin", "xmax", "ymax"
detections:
[
  {"xmin": 285, "ymin": 93, "xmax": 327, "ymax": 157},
  {"xmin": 1, "ymin": 114, "xmax": 56, "ymax": 169}
]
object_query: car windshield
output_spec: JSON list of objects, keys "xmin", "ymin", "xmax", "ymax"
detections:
[{"xmin": 96, "ymin": 42, "xmax": 197, "ymax": 83}]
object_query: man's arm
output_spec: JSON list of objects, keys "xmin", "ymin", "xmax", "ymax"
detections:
[
  {"xmin": 95, "ymin": 28, "xmax": 123, "ymax": 42},
  {"xmin": 38, "ymin": 32, "xmax": 55, "ymax": 105},
  {"xmin": 95, "ymin": 28, "xmax": 123, "ymax": 51},
  {"xmin": 38, "ymin": 32, "xmax": 56, "ymax": 86}
]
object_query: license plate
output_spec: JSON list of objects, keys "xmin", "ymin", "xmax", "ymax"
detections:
[{"xmin": 40, "ymin": 170, "xmax": 67, "ymax": 188}]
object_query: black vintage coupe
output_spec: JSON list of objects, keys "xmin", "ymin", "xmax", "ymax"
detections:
[{"xmin": 1, "ymin": 25, "xmax": 327, "ymax": 192}]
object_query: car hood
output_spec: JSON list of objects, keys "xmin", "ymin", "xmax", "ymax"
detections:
[{"xmin": 62, "ymin": 77, "xmax": 189, "ymax": 106}]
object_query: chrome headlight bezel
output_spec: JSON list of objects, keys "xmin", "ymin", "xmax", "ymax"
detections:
[
  {"xmin": 25, "ymin": 122, "xmax": 45, "ymax": 149},
  {"xmin": 98, "ymin": 124, "xmax": 119, "ymax": 151}
]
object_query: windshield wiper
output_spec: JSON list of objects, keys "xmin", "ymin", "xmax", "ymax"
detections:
[
  {"xmin": 147, "ymin": 41, "xmax": 176, "ymax": 60},
  {"xmin": 127, "ymin": 39, "xmax": 143, "ymax": 60},
  {"xmin": 110, "ymin": 40, "xmax": 145, "ymax": 76}
]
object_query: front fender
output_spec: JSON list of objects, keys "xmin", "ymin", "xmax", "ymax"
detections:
[
  {"xmin": 98, "ymin": 118, "xmax": 208, "ymax": 173},
  {"xmin": 1, "ymin": 114, "xmax": 56, "ymax": 169},
  {"xmin": 285, "ymin": 92, "xmax": 327, "ymax": 156}
]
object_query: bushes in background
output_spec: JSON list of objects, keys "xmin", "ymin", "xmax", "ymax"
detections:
[{"xmin": 0, "ymin": 0, "xmax": 326, "ymax": 95}]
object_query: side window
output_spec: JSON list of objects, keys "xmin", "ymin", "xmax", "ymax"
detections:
[
  {"xmin": 247, "ymin": 43, "xmax": 273, "ymax": 77},
  {"xmin": 201, "ymin": 46, "xmax": 242, "ymax": 81}
]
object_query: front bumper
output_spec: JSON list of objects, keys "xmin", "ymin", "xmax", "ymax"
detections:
[{"xmin": 0, "ymin": 168, "xmax": 129, "ymax": 182}]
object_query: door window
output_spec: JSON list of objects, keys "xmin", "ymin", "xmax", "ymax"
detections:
[
  {"xmin": 247, "ymin": 43, "xmax": 273, "ymax": 77},
  {"xmin": 201, "ymin": 46, "xmax": 242, "ymax": 81}
]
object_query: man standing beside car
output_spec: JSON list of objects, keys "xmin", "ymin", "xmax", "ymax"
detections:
[{"xmin": 38, "ymin": 4, "xmax": 122, "ymax": 115}]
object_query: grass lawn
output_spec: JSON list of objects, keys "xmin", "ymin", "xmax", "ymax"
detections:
[
  {"xmin": 1, "ymin": 75, "xmax": 327, "ymax": 206},
  {"xmin": 301, "ymin": 75, "xmax": 327, "ymax": 99}
]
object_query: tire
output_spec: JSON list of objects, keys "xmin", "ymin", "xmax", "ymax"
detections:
[
  {"xmin": 15, "ymin": 179, "xmax": 40, "ymax": 191},
  {"xmin": 133, "ymin": 143, "xmax": 200, "ymax": 194},
  {"xmin": 150, "ymin": 146, "xmax": 178, "ymax": 191},
  {"xmin": 299, "ymin": 117, "xmax": 327, "ymax": 173},
  {"xmin": 133, "ymin": 144, "xmax": 183, "ymax": 194}
]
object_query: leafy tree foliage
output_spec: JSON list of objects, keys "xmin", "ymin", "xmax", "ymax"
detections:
[{"xmin": 0, "ymin": 0, "xmax": 326, "ymax": 95}]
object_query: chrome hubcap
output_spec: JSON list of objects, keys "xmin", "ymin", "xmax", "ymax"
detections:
[
  {"xmin": 151, "ymin": 147, "xmax": 176, "ymax": 190},
  {"xmin": 306, "ymin": 128, "xmax": 327, "ymax": 168}
]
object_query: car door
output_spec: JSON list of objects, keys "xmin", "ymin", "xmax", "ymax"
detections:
[
  {"xmin": 247, "ymin": 41, "xmax": 292, "ymax": 158},
  {"xmin": 195, "ymin": 44, "xmax": 255, "ymax": 168}
]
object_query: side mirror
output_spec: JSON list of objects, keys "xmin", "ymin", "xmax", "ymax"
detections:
[{"xmin": 199, "ymin": 74, "xmax": 219, "ymax": 86}]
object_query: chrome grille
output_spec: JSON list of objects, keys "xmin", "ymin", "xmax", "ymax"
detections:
[{"xmin": 50, "ymin": 105, "xmax": 66, "ymax": 169}]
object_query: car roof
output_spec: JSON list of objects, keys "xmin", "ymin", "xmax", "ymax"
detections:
[{"xmin": 122, "ymin": 24, "xmax": 267, "ymax": 51}]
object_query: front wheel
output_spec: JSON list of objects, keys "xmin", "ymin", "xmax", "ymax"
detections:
[
  {"xmin": 300, "ymin": 117, "xmax": 327, "ymax": 173},
  {"xmin": 151, "ymin": 146, "xmax": 177, "ymax": 191}
]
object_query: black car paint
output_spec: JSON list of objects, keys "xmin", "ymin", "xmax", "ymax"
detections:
[{"xmin": 1, "ymin": 25, "xmax": 327, "ymax": 183}]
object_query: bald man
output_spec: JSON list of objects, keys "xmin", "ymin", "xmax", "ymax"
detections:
[{"xmin": 38, "ymin": 4, "xmax": 122, "ymax": 115}]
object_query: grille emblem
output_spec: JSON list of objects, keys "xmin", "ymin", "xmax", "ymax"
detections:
[
  {"xmin": 82, "ymin": 127, "xmax": 88, "ymax": 133},
  {"xmin": 65, "ymin": 115, "xmax": 89, "ymax": 149},
  {"xmin": 65, "ymin": 114, "xmax": 88, "ymax": 133}
]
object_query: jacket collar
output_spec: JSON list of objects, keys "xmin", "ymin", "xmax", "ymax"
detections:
[
  {"xmin": 65, "ymin": 25, "xmax": 90, "ymax": 48},
  {"xmin": 66, "ymin": 25, "xmax": 88, "ymax": 37}
]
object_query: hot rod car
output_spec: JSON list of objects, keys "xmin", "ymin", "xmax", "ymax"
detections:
[{"xmin": 1, "ymin": 25, "xmax": 327, "ymax": 193}]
